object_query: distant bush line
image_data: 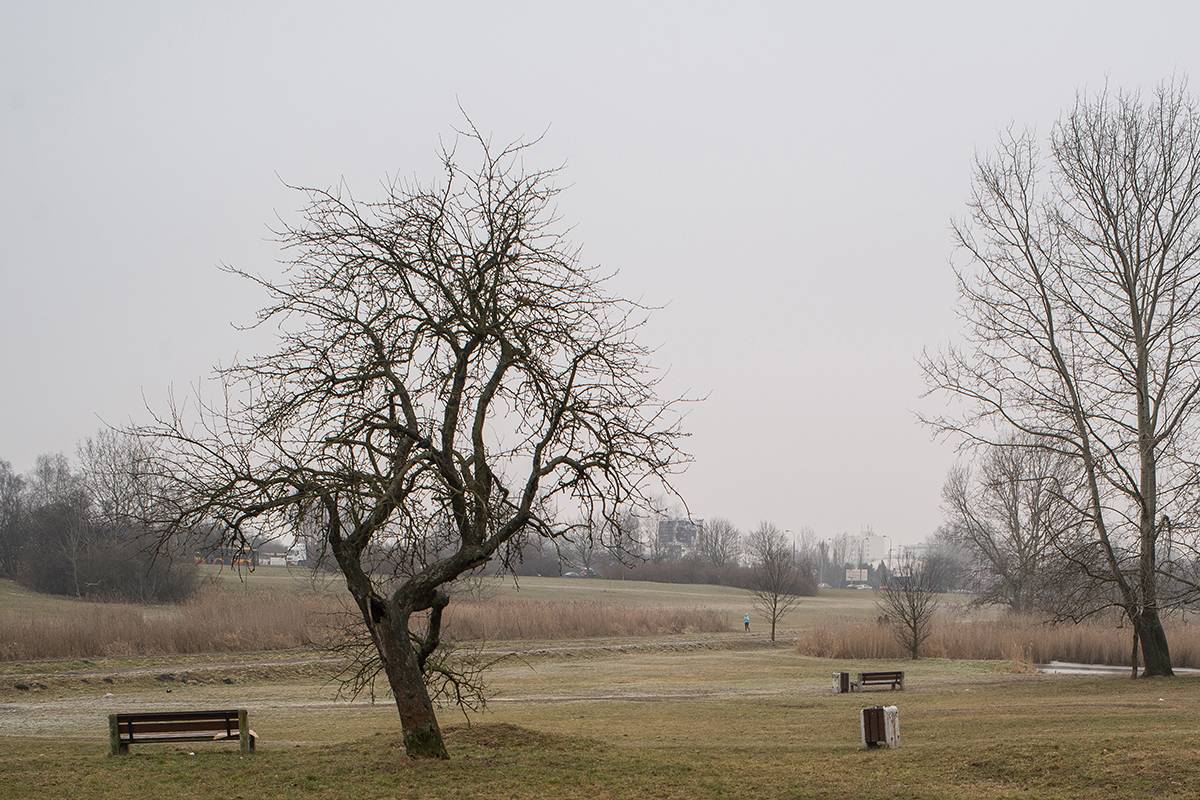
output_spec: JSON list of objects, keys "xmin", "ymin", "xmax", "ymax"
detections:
[{"xmin": 1, "ymin": 452, "xmax": 198, "ymax": 604}]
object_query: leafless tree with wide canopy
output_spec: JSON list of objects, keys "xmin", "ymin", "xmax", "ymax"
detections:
[
  {"xmin": 136, "ymin": 125, "xmax": 689, "ymax": 757},
  {"xmin": 696, "ymin": 517, "xmax": 741, "ymax": 567},
  {"xmin": 747, "ymin": 522, "xmax": 805, "ymax": 641},
  {"xmin": 941, "ymin": 435, "xmax": 1079, "ymax": 612},
  {"xmin": 876, "ymin": 552, "xmax": 941, "ymax": 660},
  {"xmin": 923, "ymin": 81, "xmax": 1200, "ymax": 676}
]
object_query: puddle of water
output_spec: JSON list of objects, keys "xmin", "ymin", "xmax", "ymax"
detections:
[{"xmin": 1037, "ymin": 661, "xmax": 1200, "ymax": 675}]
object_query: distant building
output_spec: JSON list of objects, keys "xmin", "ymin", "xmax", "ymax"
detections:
[
  {"xmin": 249, "ymin": 540, "xmax": 293, "ymax": 567},
  {"xmin": 843, "ymin": 529, "xmax": 889, "ymax": 568},
  {"xmin": 286, "ymin": 540, "xmax": 308, "ymax": 566},
  {"xmin": 887, "ymin": 542, "xmax": 929, "ymax": 573},
  {"xmin": 859, "ymin": 530, "xmax": 889, "ymax": 564},
  {"xmin": 656, "ymin": 518, "xmax": 702, "ymax": 560}
]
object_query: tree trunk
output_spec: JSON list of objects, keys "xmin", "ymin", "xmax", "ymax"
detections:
[
  {"xmin": 1135, "ymin": 610, "xmax": 1174, "ymax": 677},
  {"xmin": 1130, "ymin": 627, "xmax": 1139, "ymax": 679},
  {"xmin": 377, "ymin": 615, "xmax": 449, "ymax": 758}
]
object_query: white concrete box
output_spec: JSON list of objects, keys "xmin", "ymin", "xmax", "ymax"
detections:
[{"xmin": 860, "ymin": 705, "xmax": 899, "ymax": 748}]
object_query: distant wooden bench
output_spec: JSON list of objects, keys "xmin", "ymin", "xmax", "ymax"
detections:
[
  {"xmin": 857, "ymin": 671, "xmax": 904, "ymax": 691},
  {"xmin": 108, "ymin": 709, "xmax": 256, "ymax": 755}
]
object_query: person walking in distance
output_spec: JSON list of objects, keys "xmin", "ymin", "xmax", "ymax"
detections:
[{"xmin": 743, "ymin": 613, "xmax": 750, "ymax": 632}]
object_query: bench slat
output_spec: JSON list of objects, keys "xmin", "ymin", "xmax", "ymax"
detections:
[
  {"xmin": 121, "ymin": 720, "xmax": 235, "ymax": 735},
  {"xmin": 120, "ymin": 734, "xmax": 232, "ymax": 744},
  {"xmin": 116, "ymin": 710, "xmax": 239, "ymax": 723}
]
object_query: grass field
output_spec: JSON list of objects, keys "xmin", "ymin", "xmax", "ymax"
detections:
[
  {"xmin": 2, "ymin": 642, "xmax": 1197, "ymax": 799},
  {"xmin": 4, "ymin": 572, "xmax": 1197, "ymax": 798},
  {"xmin": 3, "ymin": 565, "xmax": 897, "ymax": 622},
  {"xmin": 0, "ymin": 571, "xmax": 890, "ymax": 662}
]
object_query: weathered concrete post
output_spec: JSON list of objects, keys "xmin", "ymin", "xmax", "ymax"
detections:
[
  {"xmin": 860, "ymin": 705, "xmax": 899, "ymax": 748},
  {"xmin": 238, "ymin": 709, "xmax": 252, "ymax": 753},
  {"xmin": 108, "ymin": 714, "xmax": 123, "ymax": 756}
]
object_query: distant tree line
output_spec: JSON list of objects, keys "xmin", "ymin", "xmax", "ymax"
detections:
[
  {"xmin": 938, "ymin": 433, "xmax": 1200, "ymax": 624},
  {"xmin": 0, "ymin": 431, "xmax": 197, "ymax": 603},
  {"xmin": 492, "ymin": 514, "xmax": 819, "ymax": 598}
]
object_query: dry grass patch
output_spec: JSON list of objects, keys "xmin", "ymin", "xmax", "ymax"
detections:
[
  {"xmin": 797, "ymin": 613, "xmax": 1200, "ymax": 668},
  {"xmin": 442, "ymin": 598, "xmax": 728, "ymax": 641},
  {"xmin": 0, "ymin": 584, "xmax": 729, "ymax": 661},
  {"xmin": 4, "ymin": 668, "xmax": 1200, "ymax": 800}
]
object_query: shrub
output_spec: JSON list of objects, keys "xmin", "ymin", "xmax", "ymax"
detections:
[{"xmin": 18, "ymin": 516, "xmax": 198, "ymax": 603}]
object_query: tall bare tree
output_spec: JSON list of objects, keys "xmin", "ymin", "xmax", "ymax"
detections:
[
  {"xmin": 78, "ymin": 430, "xmax": 159, "ymax": 527},
  {"xmin": 23, "ymin": 454, "xmax": 91, "ymax": 596},
  {"xmin": 0, "ymin": 460, "xmax": 25, "ymax": 577},
  {"xmin": 922, "ymin": 81, "xmax": 1200, "ymax": 676},
  {"xmin": 826, "ymin": 532, "xmax": 851, "ymax": 587},
  {"xmin": 941, "ymin": 437, "xmax": 1079, "ymax": 611},
  {"xmin": 26, "ymin": 453, "xmax": 82, "ymax": 509},
  {"xmin": 876, "ymin": 553, "xmax": 941, "ymax": 659},
  {"xmin": 136, "ymin": 127, "xmax": 688, "ymax": 757},
  {"xmin": 697, "ymin": 517, "xmax": 741, "ymax": 567},
  {"xmin": 562, "ymin": 519, "xmax": 601, "ymax": 575},
  {"xmin": 747, "ymin": 522, "xmax": 805, "ymax": 641}
]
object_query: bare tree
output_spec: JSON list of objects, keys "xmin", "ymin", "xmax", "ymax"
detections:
[
  {"xmin": 562, "ymin": 520, "xmax": 600, "ymax": 575},
  {"xmin": 0, "ymin": 460, "xmax": 25, "ymax": 577},
  {"xmin": 747, "ymin": 522, "xmax": 804, "ymax": 642},
  {"xmin": 922, "ymin": 81, "xmax": 1200, "ymax": 676},
  {"xmin": 876, "ymin": 553, "xmax": 941, "ymax": 659},
  {"xmin": 826, "ymin": 532, "xmax": 851, "ymax": 587},
  {"xmin": 135, "ymin": 126, "xmax": 688, "ymax": 758},
  {"xmin": 78, "ymin": 430, "xmax": 160, "ymax": 527},
  {"xmin": 941, "ymin": 436, "xmax": 1079, "ymax": 611},
  {"xmin": 697, "ymin": 517, "xmax": 741, "ymax": 567},
  {"xmin": 26, "ymin": 453, "xmax": 82, "ymax": 509},
  {"xmin": 612, "ymin": 507, "xmax": 646, "ymax": 560},
  {"xmin": 24, "ymin": 454, "xmax": 91, "ymax": 597}
]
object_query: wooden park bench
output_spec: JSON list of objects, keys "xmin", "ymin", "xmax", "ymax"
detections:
[
  {"xmin": 857, "ymin": 670, "xmax": 904, "ymax": 691},
  {"xmin": 108, "ymin": 709, "xmax": 256, "ymax": 755}
]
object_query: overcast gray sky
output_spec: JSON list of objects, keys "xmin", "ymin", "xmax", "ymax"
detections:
[{"xmin": 2, "ymin": 1, "xmax": 1196, "ymax": 544}]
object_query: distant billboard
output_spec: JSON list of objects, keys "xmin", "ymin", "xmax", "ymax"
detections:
[{"xmin": 845, "ymin": 568, "xmax": 868, "ymax": 583}]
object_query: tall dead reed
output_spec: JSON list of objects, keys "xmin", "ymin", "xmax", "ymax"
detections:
[
  {"xmin": 0, "ymin": 590, "xmax": 730, "ymax": 661},
  {"xmin": 441, "ymin": 598, "xmax": 728, "ymax": 641},
  {"xmin": 796, "ymin": 613, "xmax": 1200, "ymax": 668}
]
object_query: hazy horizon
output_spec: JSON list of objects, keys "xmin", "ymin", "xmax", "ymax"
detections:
[{"xmin": 4, "ymin": 1, "xmax": 1198, "ymax": 544}]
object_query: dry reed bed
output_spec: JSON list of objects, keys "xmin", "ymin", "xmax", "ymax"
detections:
[
  {"xmin": 441, "ymin": 599, "xmax": 728, "ymax": 641},
  {"xmin": 0, "ymin": 590, "xmax": 729, "ymax": 661},
  {"xmin": 796, "ymin": 614, "xmax": 1200, "ymax": 668}
]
